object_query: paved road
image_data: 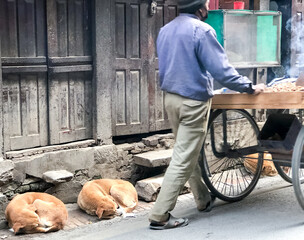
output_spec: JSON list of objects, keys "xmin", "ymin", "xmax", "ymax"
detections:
[{"xmin": 2, "ymin": 175, "xmax": 304, "ymax": 240}]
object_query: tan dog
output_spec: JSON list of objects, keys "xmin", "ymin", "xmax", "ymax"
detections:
[
  {"xmin": 77, "ymin": 179, "xmax": 138, "ymax": 219},
  {"xmin": 245, "ymin": 153, "xmax": 278, "ymax": 176},
  {"xmin": 5, "ymin": 192, "xmax": 68, "ymax": 234}
]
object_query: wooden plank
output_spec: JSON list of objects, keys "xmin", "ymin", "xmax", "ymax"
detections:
[
  {"xmin": 0, "ymin": 0, "xmax": 18, "ymax": 57},
  {"xmin": 212, "ymin": 92, "xmax": 304, "ymax": 109},
  {"xmin": 57, "ymin": 0, "xmax": 68, "ymax": 57},
  {"xmin": 18, "ymin": 0, "xmax": 36, "ymax": 57},
  {"xmin": 38, "ymin": 73, "xmax": 48, "ymax": 147},
  {"xmin": 2, "ymin": 57, "xmax": 46, "ymax": 65},
  {"xmin": 49, "ymin": 74, "xmax": 60, "ymax": 144},
  {"xmin": 2, "ymin": 66, "xmax": 47, "ymax": 73},
  {"xmin": 49, "ymin": 65, "xmax": 92, "ymax": 73},
  {"xmin": 46, "ymin": 0, "xmax": 58, "ymax": 57},
  {"xmin": 48, "ymin": 56, "xmax": 92, "ymax": 65},
  {"xmin": 83, "ymin": 0, "xmax": 91, "ymax": 56},
  {"xmin": 84, "ymin": 72, "xmax": 93, "ymax": 138},
  {"xmin": 36, "ymin": 0, "xmax": 46, "ymax": 57},
  {"xmin": 74, "ymin": 0, "xmax": 84, "ymax": 56},
  {"xmin": 68, "ymin": 0, "xmax": 77, "ymax": 56}
]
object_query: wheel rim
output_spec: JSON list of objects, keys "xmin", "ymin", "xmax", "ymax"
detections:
[
  {"xmin": 201, "ymin": 109, "xmax": 263, "ymax": 202},
  {"xmin": 292, "ymin": 127, "xmax": 304, "ymax": 210}
]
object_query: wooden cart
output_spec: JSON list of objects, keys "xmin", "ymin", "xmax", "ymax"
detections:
[{"xmin": 201, "ymin": 92, "xmax": 304, "ymax": 208}]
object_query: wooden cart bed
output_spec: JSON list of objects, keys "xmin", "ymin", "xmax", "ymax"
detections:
[{"xmin": 211, "ymin": 92, "xmax": 304, "ymax": 109}]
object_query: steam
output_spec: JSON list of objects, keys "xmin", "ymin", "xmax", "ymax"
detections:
[{"xmin": 285, "ymin": 15, "xmax": 304, "ymax": 77}]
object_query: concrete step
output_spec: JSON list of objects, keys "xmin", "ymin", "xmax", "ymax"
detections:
[
  {"xmin": 42, "ymin": 170, "xmax": 73, "ymax": 184},
  {"xmin": 135, "ymin": 173, "xmax": 191, "ymax": 202},
  {"xmin": 134, "ymin": 149, "xmax": 173, "ymax": 167}
]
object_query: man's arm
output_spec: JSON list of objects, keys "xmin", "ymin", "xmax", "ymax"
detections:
[{"xmin": 196, "ymin": 28, "xmax": 264, "ymax": 94}]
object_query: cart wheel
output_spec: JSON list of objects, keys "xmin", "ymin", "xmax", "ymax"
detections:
[
  {"xmin": 292, "ymin": 126, "xmax": 304, "ymax": 210},
  {"xmin": 200, "ymin": 109, "xmax": 263, "ymax": 202}
]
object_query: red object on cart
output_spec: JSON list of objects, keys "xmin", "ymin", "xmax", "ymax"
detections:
[{"xmin": 234, "ymin": 1, "xmax": 245, "ymax": 9}]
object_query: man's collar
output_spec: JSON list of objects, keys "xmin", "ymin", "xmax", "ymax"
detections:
[{"xmin": 179, "ymin": 13, "xmax": 200, "ymax": 20}]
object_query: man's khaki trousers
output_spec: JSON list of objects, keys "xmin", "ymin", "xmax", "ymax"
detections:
[{"xmin": 149, "ymin": 92, "xmax": 212, "ymax": 222}]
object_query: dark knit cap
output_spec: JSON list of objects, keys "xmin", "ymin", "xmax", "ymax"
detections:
[{"xmin": 178, "ymin": 0, "xmax": 207, "ymax": 13}]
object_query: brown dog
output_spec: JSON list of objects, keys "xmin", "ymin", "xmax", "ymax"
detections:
[
  {"xmin": 5, "ymin": 192, "xmax": 68, "ymax": 234},
  {"xmin": 77, "ymin": 179, "xmax": 138, "ymax": 219}
]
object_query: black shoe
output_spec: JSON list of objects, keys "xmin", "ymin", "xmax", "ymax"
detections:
[{"xmin": 199, "ymin": 194, "xmax": 216, "ymax": 212}]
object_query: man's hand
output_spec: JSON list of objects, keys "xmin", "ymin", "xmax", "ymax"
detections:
[{"xmin": 252, "ymin": 83, "xmax": 266, "ymax": 95}]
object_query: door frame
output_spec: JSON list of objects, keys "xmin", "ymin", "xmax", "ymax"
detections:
[
  {"xmin": 93, "ymin": 0, "xmax": 113, "ymax": 144},
  {"xmin": 0, "ymin": 37, "xmax": 3, "ymax": 160}
]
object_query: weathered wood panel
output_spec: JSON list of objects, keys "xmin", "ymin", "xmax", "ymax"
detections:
[
  {"xmin": 49, "ymin": 72, "xmax": 92, "ymax": 143},
  {"xmin": 2, "ymin": 73, "xmax": 47, "ymax": 150},
  {"xmin": 0, "ymin": 0, "xmax": 46, "ymax": 58},
  {"xmin": 0, "ymin": 0, "xmax": 48, "ymax": 151},
  {"xmin": 112, "ymin": 0, "xmax": 149, "ymax": 135},
  {"xmin": 47, "ymin": 0, "xmax": 93, "ymax": 144}
]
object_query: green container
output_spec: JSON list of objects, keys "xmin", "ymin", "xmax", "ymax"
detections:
[{"xmin": 205, "ymin": 10, "xmax": 282, "ymax": 68}]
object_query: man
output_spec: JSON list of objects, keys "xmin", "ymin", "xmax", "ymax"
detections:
[{"xmin": 149, "ymin": 0, "xmax": 265, "ymax": 230}]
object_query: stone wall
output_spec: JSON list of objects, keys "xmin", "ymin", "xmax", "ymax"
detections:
[{"xmin": 0, "ymin": 133, "xmax": 174, "ymax": 225}]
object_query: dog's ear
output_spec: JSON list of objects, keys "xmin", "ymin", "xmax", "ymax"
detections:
[
  {"xmin": 12, "ymin": 222, "xmax": 24, "ymax": 234},
  {"xmin": 96, "ymin": 208, "xmax": 104, "ymax": 219}
]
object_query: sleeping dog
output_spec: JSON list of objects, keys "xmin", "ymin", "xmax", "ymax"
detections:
[
  {"xmin": 77, "ymin": 179, "xmax": 138, "ymax": 219},
  {"xmin": 5, "ymin": 192, "xmax": 68, "ymax": 234}
]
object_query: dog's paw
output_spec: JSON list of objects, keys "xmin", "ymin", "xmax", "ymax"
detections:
[{"xmin": 116, "ymin": 206, "xmax": 125, "ymax": 217}]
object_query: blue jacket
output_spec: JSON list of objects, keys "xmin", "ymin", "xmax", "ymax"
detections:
[{"xmin": 157, "ymin": 13, "xmax": 252, "ymax": 101}]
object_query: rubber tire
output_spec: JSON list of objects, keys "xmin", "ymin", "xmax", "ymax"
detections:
[{"xmin": 292, "ymin": 126, "xmax": 304, "ymax": 210}]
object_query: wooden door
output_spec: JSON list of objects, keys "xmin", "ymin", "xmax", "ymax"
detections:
[
  {"xmin": 148, "ymin": 1, "xmax": 178, "ymax": 131},
  {"xmin": 47, "ymin": 0, "xmax": 93, "ymax": 144},
  {"xmin": 0, "ymin": 0, "xmax": 48, "ymax": 151},
  {"xmin": 210, "ymin": 0, "xmax": 220, "ymax": 10},
  {"xmin": 111, "ymin": 0, "xmax": 149, "ymax": 136}
]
